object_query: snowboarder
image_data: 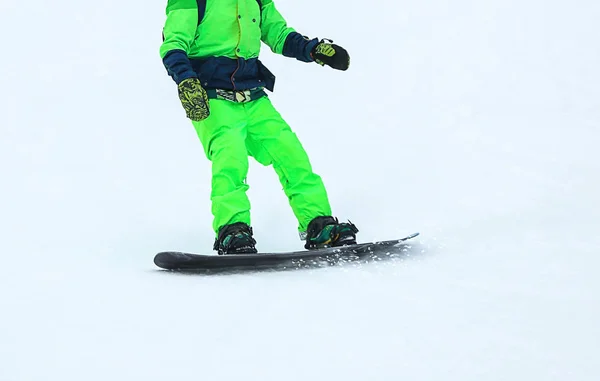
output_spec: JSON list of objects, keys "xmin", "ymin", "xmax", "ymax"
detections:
[{"xmin": 160, "ymin": 0, "xmax": 358, "ymax": 254}]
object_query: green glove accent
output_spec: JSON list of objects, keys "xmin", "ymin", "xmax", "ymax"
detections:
[
  {"xmin": 178, "ymin": 78, "xmax": 210, "ymax": 121},
  {"xmin": 311, "ymin": 39, "xmax": 350, "ymax": 71}
]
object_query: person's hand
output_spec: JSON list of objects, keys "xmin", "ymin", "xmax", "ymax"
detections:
[
  {"xmin": 311, "ymin": 39, "xmax": 350, "ymax": 71},
  {"xmin": 178, "ymin": 78, "xmax": 210, "ymax": 121}
]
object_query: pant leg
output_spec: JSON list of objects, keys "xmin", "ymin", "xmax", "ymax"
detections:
[
  {"xmin": 192, "ymin": 99, "xmax": 252, "ymax": 234},
  {"xmin": 244, "ymin": 97, "xmax": 332, "ymax": 232}
]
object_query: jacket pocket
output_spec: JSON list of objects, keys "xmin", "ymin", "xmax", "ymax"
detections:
[{"xmin": 192, "ymin": 59, "xmax": 219, "ymax": 88}]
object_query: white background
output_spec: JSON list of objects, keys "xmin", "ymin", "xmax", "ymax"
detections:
[{"xmin": 1, "ymin": 0, "xmax": 599, "ymax": 380}]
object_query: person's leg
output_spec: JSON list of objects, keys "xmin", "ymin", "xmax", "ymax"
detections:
[
  {"xmin": 244, "ymin": 97, "xmax": 332, "ymax": 233},
  {"xmin": 192, "ymin": 99, "xmax": 252, "ymax": 235}
]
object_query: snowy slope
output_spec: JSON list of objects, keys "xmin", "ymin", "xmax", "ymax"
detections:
[{"xmin": 1, "ymin": 0, "xmax": 599, "ymax": 380}]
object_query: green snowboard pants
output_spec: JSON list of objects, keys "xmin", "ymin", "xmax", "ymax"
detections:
[{"xmin": 191, "ymin": 96, "xmax": 332, "ymax": 235}]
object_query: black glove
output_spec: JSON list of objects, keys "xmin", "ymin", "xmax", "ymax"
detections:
[
  {"xmin": 311, "ymin": 39, "xmax": 350, "ymax": 71},
  {"xmin": 178, "ymin": 77, "xmax": 210, "ymax": 121}
]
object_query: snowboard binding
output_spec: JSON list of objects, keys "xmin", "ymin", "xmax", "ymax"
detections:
[
  {"xmin": 213, "ymin": 222, "xmax": 258, "ymax": 255},
  {"xmin": 304, "ymin": 216, "xmax": 359, "ymax": 250}
]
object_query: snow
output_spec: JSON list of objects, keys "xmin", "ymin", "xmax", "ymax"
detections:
[{"xmin": 1, "ymin": 0, "xmax": 599, "ymax": 380}]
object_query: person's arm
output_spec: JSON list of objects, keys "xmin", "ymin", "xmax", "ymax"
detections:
[
  {"xmin": 160, "ymin": 0, "xmax": 199, "ymax": 84},
  {"xmin": 259, "ymin": 0, "xmax": 350, "ymax": 70},
  {"xmin": 159, "ymin": 1, "xmax": 209, "ymax": 122},
  {"xmin": 259, "ymin": 0, "xmax": 318, "ymax": 62}
]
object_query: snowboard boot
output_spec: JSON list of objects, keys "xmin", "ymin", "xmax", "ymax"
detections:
[
  {"xmin": 213, "ymin": 222, "xmax": 258, "ymax": 255},
  {"xmin": 304, "ymin": 216, "xmax": 359, "ymax": 250}
]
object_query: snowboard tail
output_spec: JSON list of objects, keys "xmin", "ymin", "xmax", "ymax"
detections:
[{"xmin": 154, "ymin": 233, "xmax": 419, "ymax": 273}]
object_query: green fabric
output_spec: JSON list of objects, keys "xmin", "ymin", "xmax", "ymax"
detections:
[
  {"xmin": 160, "ymin": 2, "xmax": 198, "ymax": 58},
  {"xmin": 160, "ymin": 0, "xmax": 296, "ymax": 59},
  {"xmin": 259, "ymin": 0, "xmax": 296, "ymax": 55},
  {"xmin": 192, "ymin": 96, "xmax": 332, "ymax": 234}
]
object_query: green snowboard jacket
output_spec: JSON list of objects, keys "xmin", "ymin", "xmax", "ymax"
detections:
[{"xmin": 160, "ymin": 0, "xmax": 319, "ymax": 91}]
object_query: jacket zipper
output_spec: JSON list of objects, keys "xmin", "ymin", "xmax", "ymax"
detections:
[{"xmin": 231, "ymin": 3, "xmax": 242, "ymax": 91}]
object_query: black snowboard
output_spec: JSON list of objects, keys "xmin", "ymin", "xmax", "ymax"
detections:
[{"xmin": 154, "ymin": 232, "xmax": 419, "ymax": 274}]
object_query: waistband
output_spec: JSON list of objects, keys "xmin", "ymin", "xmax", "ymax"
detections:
[{"xmin": 205, "ymin": 88, "xmax": 266, "ymax": 103}]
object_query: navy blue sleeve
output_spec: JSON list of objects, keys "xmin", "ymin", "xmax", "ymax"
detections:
[
  {"xmin": 162, "ymin": 49, "xmax": 197, "ymax": 84},
  {"xmin": 282, "ymin": 33, "xmax": 319, "ymax": 62}
]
